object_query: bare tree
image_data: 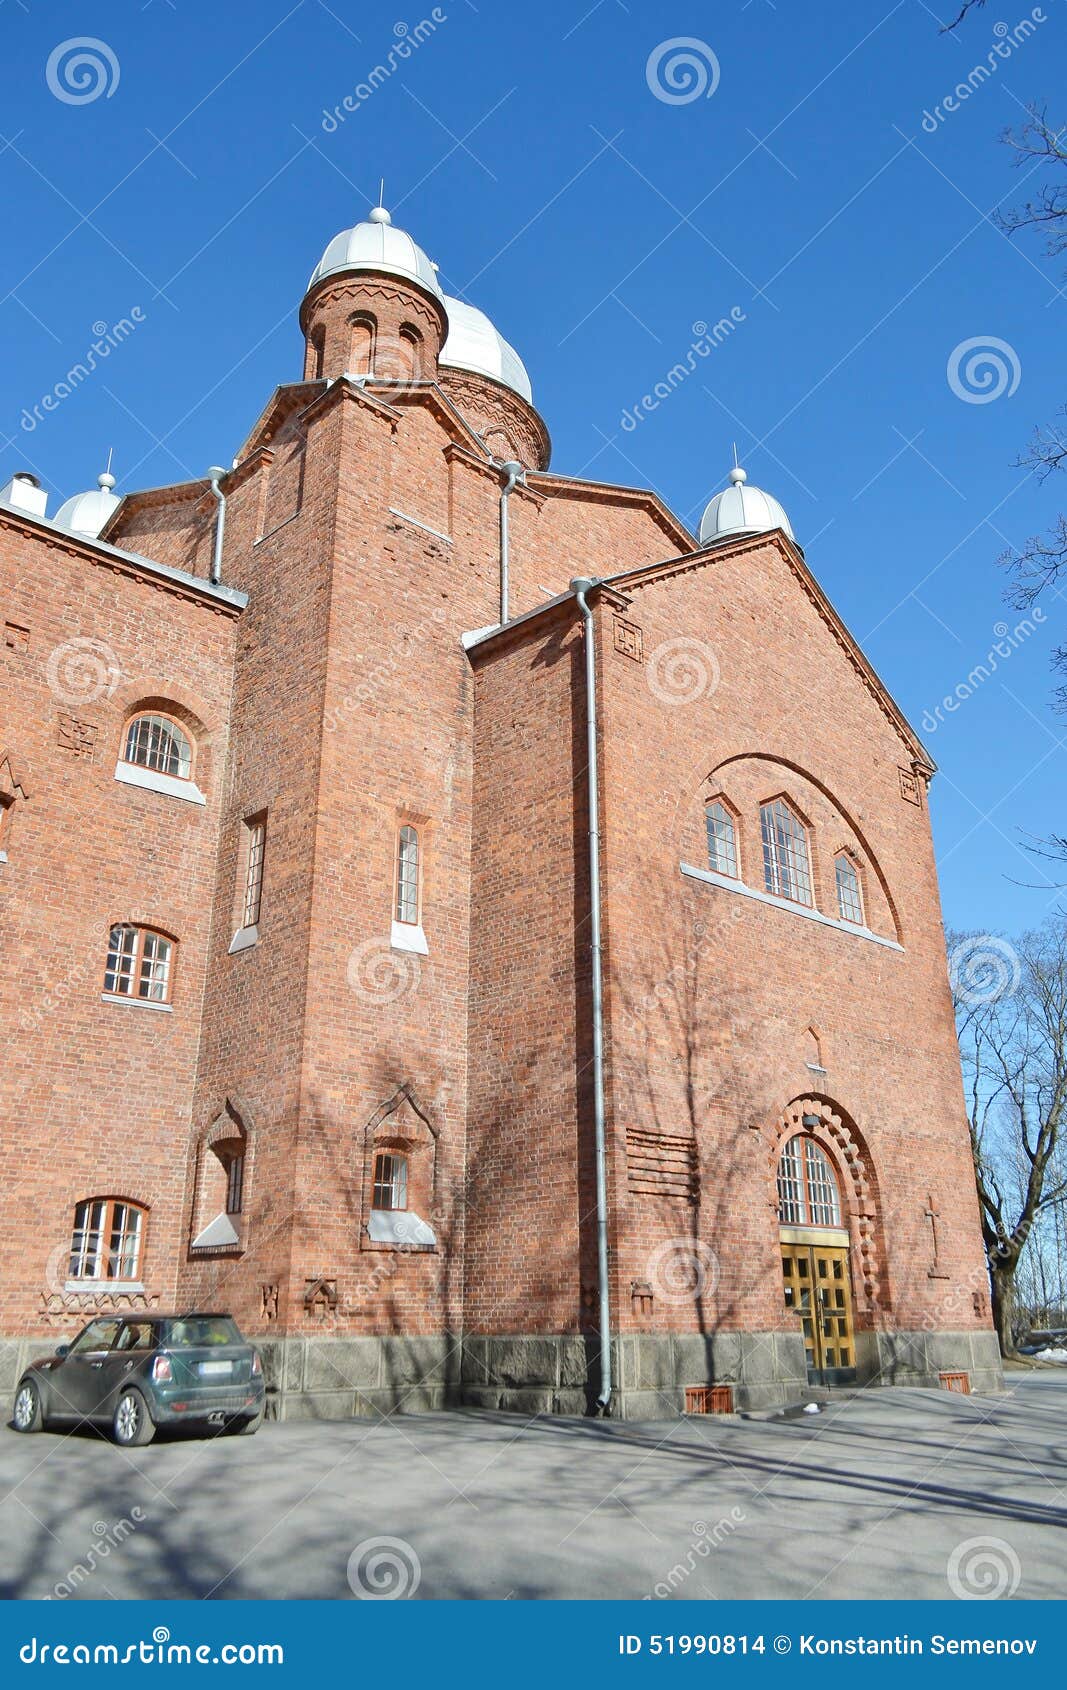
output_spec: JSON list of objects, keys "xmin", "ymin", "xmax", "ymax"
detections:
[{"xmin": 951, "ymin": 920, "xmax": 1067, "ymax": 1354}]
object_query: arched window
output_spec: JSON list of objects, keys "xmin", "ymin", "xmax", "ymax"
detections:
[
  {"xmin": 705, "ymin": 799, "xmax": 738, "ymax": 878},
  {"xmin": 104, "ymin": 924, "xmax": 174, "ymax": 1003},
  {"xmin": 777, "ymin": 1136, "xmax": 841, "ymax": 1227},
  {"xmin": 348, "ymin": 315, "xmax": 375, "ymax": 377},
  {"xmin": 122, "ymin": 713, "xmax": 192, "ymax": 781},
  {"xmin": 372, "ymin": 1151, "xmax": 409, "ymax": 1212},
  {"xmin": 68, "ymin": 1198, "xmax": 146, "ymax": 1281},
  {"xmin": 760, "ymin": 799, "xmax": 812, "ymax": 906},
  {"xmin": 395, "ymin": 825, "xmax": 420, "ymax": 925},
  {"xmin": 835, "ymin": 853, "xmax": 864, "ymax": 925}
]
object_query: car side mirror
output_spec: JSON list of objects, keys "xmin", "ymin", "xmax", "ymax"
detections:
[{"xmin": 54, "ymin": 1344, "xmax": 70, "ymax": 1359}]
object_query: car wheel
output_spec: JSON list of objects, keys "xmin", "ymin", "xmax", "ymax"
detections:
[
  {"xmin": 13, "ymin": 1379, "xmax": 44, "ymax": 1433},
  {"xmin": 113, "ymin": 1388, "xmax": 155, "ymax": 1447}
]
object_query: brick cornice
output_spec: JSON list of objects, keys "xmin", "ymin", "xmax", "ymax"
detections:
[{"xmin": 0, "ymin": 506, "xmax": 246, "ymax": 617}]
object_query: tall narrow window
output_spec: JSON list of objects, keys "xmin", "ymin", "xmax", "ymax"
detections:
[
  {"xmin": 373, "ymin": 1152, "xmax": 409, "ymax": 1212},
  {"xmin": 68, "ymin": 1198, "xmax": 145, "ymax": 1281},
  {"xmin": 243, "ymin": 816, "xmax": 266, "ymax": 929},
  {"xmin": 760, "ymin": 799, "xmax": 813, "ymax": 906},
  {"xmin": 705, "ymin": 800, "xmax": 738, "ymax": 878},
  {"xmin": 122, "ymin": 714, "xmax": 192, "ymax": 780},
  {"xmin": 104, "ymin": 925, "xmax": 174, "ymax": 1003},
  {"xmin": 0, "ymin": 792, "xmax": 12, "ymax": 858},
  {"xmin": 225, "ymin": 1154, "xmax": 245, "ymax": 1216},
  {"xmin": 395, "ymin": 825, "xmax": 420, "ymax": 925},
  {"xmin": 835, "ymin": 854, "xmax": 864, "ymax": 925}
]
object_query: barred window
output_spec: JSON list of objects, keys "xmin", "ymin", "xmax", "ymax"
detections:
[
  {"xmin": 705, "ymin": 801, "xmax": 738, "ymax": 878},
  {"xmin": 777, "ymin": 1136, "xmax": 841, "ymax": 1227},
  {"xmin": 835, "ymin": 854, "xmax": 864, "ymax": 925},
  {"xmin": 122, "ymin": 714, "xmax": 192, "ymax": 780},
  {"xmin": 104, "ymin": 924, "xmax": 173, "ymax": 1003},
  {"xmin": 372, "ymin": 1152, "xmax": 408, "ymax": 1212},
  {"xmin": 68, "ymin": 1198, "xmax": 145, "ymax": 1282},
  {"xmin": 243, "ymin": 817, "xmax": 266, "ymax": 929},
  {"xmin": 395, "ymin": 826, "xmax": 420, "ymax": 925},
  {"xmin": 760, "ymin": 799, "xmax": 813, "ymax": 906},
  {"xmin": 225, "ymin": 1154, "xmax": 244, "ymax": 1216}
]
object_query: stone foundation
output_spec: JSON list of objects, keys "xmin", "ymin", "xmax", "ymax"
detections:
[{"xmin": 0, "ymin": 1328, "xmax": 1003, "ymax": 1423}]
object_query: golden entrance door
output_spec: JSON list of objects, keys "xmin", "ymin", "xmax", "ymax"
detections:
[{"xmin": 781, "ymin": 1242, "xmax": 856, "ymax": 1381}]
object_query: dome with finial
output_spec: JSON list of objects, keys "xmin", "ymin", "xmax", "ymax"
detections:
[
  {"xmin": 53, "ymin": 468, "xmax": 121, "ymax": 539},
  {"xmin": 306, "ymin": 203, "xmax": 443, "ymax": 301},
  {"xmin": 440, "ymin": 296, "xmax": 533, "ymax": 404},
  {"xmin": 699, "ymin": 463, "xmax": 795, "ymax": 547}
]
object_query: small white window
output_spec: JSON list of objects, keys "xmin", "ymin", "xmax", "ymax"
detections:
[
  {"xmin": 705, "ymin": 801, "xmax": 738, "ymax": 878},
  {"xmin": 122, "ymin": 714, "xmax": 192, "ymax": 780},
  {"xmin": 395, "ymin": 826, "xmax": 420, "ymax": 925},
  {"xmin": 760, "ymin": 800, "xmax": 813, "ymax": 906},
  {"xmin": 373, "ymin": 1152, "xmax": 408, "ymax": 1212},
  {"xmin": 104, "ymin": 925, "xmax": 173, "ymax": 1002},
  {"xmin": 243, "ymin": 817, "xmax": 266, "ymax": 929},
  {"xmin": 835, "ymin": 855, "xmax": 864, "ymax": 925},
  {"xmin": 69, "ymin": 1198, "xmax": 145, "ymax": 1281}
]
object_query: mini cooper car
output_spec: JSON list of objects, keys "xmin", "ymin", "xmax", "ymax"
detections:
[{"xmin": 12, "ymin": 1313, "xmax": 265, "ymax": 1446}]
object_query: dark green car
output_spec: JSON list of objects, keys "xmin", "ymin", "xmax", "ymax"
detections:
[{"xmin": 12, "ymin": 1313, "xmax": 265, "ymax": 1446}]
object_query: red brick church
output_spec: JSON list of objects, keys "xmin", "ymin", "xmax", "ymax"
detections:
[{"xmin": 0, "ymin": 203, "xmax": 1000, "ymax": 1416}]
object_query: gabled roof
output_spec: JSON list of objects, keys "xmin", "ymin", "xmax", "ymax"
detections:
[{"xmin": 465, "ymin": 527, "xmax": 934, "ymax": 773}]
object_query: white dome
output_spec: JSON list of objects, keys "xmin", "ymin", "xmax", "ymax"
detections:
[
  {"xmin": 307, "ymin": 205, "xmax": 443, "ymax": 301},
  {"xmin": 53, "ymin": 472, "xmax": 120, "ymax": 539},
  {"xmin": 699, "ymin": 466, "xmax": 795, "ymax": 547},
  {"xmin": 440, "ymin": 296, "xmax": 533, "ymax": 404}
]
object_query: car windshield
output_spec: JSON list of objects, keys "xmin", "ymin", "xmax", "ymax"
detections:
[{"xmin": 162, "ymin": 1316, "xmax": 241, "ymax": 1348}]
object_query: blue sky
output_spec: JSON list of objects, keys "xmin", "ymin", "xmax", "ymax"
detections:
[{"xmin": 2, "ymin": 0, "xmax": 1066, "ymax": 938}]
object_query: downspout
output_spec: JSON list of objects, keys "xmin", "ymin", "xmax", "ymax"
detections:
[
  {"xmin": 208, "ymin": 465, "xmax": 227, "ymax": 585},
  {"xmin": 571, "ymin": 576, "xmax": 612, "ymax": 1413},
  {"xmin": 497, "ymin": 460, "xmax": 524, "ymax": 624}
]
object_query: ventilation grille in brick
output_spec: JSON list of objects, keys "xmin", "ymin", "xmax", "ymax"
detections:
[{"xmin": 626, "ymin": 1129, "xmax": 698, "ymax": 1203}]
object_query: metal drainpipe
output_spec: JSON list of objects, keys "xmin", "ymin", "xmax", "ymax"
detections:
[
  {"xmin": 497, "ymin": 460, "xmax": 525, "ymax": 623},
  {"xmin": 571, "ymin": 576, "xmax": 612, "ymax": 1413},
  {"xmin": 208, "ymin": 466, "xmax": 227, "ymax": 585}
]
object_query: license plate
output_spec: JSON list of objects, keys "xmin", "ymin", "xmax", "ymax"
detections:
[{"xmin": 199, "ymin": 1360, "xmax": 232, "ymax": 1377}]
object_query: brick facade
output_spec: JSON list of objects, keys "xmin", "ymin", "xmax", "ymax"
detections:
[{"xmin": 0, "ymin": 214, "xmax": 1000, "ymax": 1418}]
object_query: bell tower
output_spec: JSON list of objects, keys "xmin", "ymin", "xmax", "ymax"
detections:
[{"xmin": 299, "ymin": 205, "xmax": 448, "ymax": 385}]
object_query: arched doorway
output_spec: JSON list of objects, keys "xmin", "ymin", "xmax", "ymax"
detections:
[{"xmin": 777, "ymin": 1127, "xmax": 857, "ymax": 1383}]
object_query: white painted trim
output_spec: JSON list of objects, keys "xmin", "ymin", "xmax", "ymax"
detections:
[
  {"xmin": 114, "ymin": 761, "xmax": 205, "ymax": 806},
  {"xmin": 228, "ymin": 924, "xmax": 259, "ymax": 955},
  {"xmin": 679, "ymin": 861, "xmax": 904, "ymax": 951},
  {"xmin": 391, "ymin": 920, "xmax": 428, "ymax": 955},
  {"xmin": 0, "ymin": 850, "xmax": 7, "ymax": 864},
  {"xmin": 101, "ymin": 992, "xmax": 173, "ymax": 1012},
  {"xmin": 63, "ymin": 1281, "xmax": 145, "ymax": 1295},
  {"xmin": 387, "ymin": 507, "xmax": 453, "ymax": 545}
]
